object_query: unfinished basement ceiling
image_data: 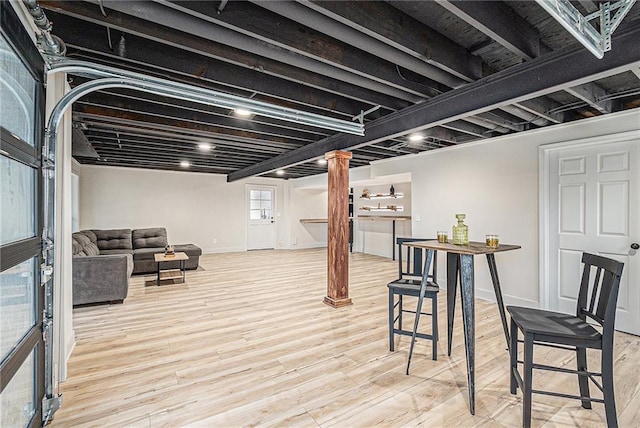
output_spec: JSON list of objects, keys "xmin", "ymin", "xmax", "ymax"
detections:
[{"xmin": 39, "ymin": 0, "xmax": 640, "ymax": 180}]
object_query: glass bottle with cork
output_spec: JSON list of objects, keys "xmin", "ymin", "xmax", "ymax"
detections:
[{"xmin": 452, "ymin": 213, "xmax": 469, "ymax": 245}]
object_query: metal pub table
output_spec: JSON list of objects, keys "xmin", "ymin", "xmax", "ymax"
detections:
[{"xmin": 402, "ymin": 240, "xmax": 521, "ymax": 415}]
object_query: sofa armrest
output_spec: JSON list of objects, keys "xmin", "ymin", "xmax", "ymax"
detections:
[{"xmin": 72, "ymin": 254, "xmax": 132, "ymax": 305}]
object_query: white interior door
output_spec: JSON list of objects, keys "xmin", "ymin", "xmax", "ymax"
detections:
[
  {"xmin": 547, "ymin": 137, "xmax": 639, "ymax": 335},
  {"xmin": 247, "ymin": 186, "xmax": 276, "ymax": 250}
]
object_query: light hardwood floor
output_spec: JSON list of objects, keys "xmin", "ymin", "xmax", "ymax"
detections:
[{"xmin": 52, "ymin": 249, "xmax": 640, "ymax": 427}]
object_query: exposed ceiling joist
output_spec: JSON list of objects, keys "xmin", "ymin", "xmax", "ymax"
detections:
[
  {"xmin": 287, "ymin": 0, "xmax": 551, "ymax": 133},
  {"xmin": 440, "ymin": 120, "xmax": 492, "ymax": 139},
  {"xmin": 438, "ymin": 0, "xmax": 544, "ymax": 60},
  {"xmin": 74, "ymin": 112, "xmax": 301, "ymax": 151},
  {"xmin": 564, "ymin": 83, "xmax": 616, "ymax": 114},
  {"xmin": 76, "ymin": 89, "xmax": 324, "ymax": 142},
  {"xmin": 439, "ymin": 0, "xmax": 616, "ymax": 124},
  {"xmin": 163, "ymin": 0, "xmax": 445, "ymax": 99},
  {"xmin": 34, "ymin": 1, "xmax": 640, "ymax": 180},
  {"xmin": 43, "ymin": 2, "xmax": 408, "ymax": 111},
  {"xmin": 227, "ymin": 24, "xmax": 640, "ymax": 181},
  {"xmin": 513, "ymin": 99, "xmax": 565, "ymax": 124},
  {"xmin": 295, "ymin": 0, "xmax": 482, "ymax": 83},
  {"xmin": 87, "ymin": 0, "xmax": 422, "ymax": 103}
]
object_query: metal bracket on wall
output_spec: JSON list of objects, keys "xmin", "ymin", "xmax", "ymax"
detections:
[
  {"xmin": 42, "ymin": 395, "xmax": 62, "ymax": 425},
  {"xmin": 536, "ymin": 0, "xmax": 637, "ymax": 59}
]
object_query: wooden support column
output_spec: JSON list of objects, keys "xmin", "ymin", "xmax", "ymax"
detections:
[{"xmin": 324, "ymin": 150, "xmax": 353, "ymax": 308}]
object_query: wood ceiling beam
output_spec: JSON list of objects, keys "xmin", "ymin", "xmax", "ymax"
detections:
[
  {"xmin": 439, "ymin": 120, "xmax": 492, "ymax": 139},
  {"xmin": 42, "ymin": 3, "xmax": 408, "ymax": 112},
  {"xmin": 436, "ymin": 0, "xmax": 613, "ymax": 121},
  {"xmin": 438, "ymin": 0, "xmax": 544, "ymax": 60},
  {"xmin": 73, "ymin": 104, "xmax": 301, "ymax": 147},
  {"xmin": 475, "ymin": 111, "xmax": 525, "ymax": 132},
  {"xmin": 167, "ymin": 0, "xmax": 445, "ymax": 98},
  {"xmin": 75, "ymin": 90, "xmax": 322, "ymax": 143},
  {"xmin": 513, "ymin": 99, "xmax": 565, "ymax": 124},
  {"xmin": 565, "ymin": 83, "xmax": 617, "ymax": 114},
  {"xmin": 75, "ymin": 114, "xmax": 301, "ymax": 153},
  {"xmin": 79, "ymin": 157, "xmax": 233, "ymax": 174},
  {"xmin": 91, "ymin": 147, "xmax": 271, "ymax": 167},
  {"xmin": 71, "ymin": 0, "xmax": 423, "ymax": 103},
  {"xmin": 256, "ymin": 0, "xmax": 549, "ymax": 129},
  {"xmin": 83, "ymin": 130, "xmax": 287, "ymax": 157},
  {"xmin": 227, "ymin": 24, "xmax": 640, "ymax": 181},
  {"xmin": 89, "ymin": 134, "xmax": 289, "ymax": 161},
  {"xmin": 280, "ymin": 0, "xmax": 482, "ymax": 83}
]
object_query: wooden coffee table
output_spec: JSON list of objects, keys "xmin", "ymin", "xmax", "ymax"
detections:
[{"xmin": 153, "ymin": 252, "xmax": 189, "ymax": 285}]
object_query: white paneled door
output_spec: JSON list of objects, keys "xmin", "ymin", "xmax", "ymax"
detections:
[
  {"xmin": 247, "ymin": 186, "xmax": 276, "ymax": 250},
  {"xmin": 547, "ymin": 136, "xmax": 640, "ymax": 335}
]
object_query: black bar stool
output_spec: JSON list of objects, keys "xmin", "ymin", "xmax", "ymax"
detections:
[
  {"xmin": 508, "ymin": 252, "xmax": 624, "ymax": 428},
  {"xmin": 387, "ymin": 237, "xmax": 439, "ymax": 374}
]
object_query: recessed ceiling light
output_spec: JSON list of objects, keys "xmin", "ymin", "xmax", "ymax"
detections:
[
  {"xmin": 180, "ymin": 161, "xmax": 191, "ymax": 168},
  {"xmin": 276, "ymin": 169, "xmax": 285, "ymax": 175},
  {"xmin": 409, "ymin": 134, "xmax": 424, "ymax": 142},
  {"xmin": 234, "ymin": 108, "xmax": 252, "ymax": 117},
  {"xmin": 317, "ymin": 158, "xmax": 327, "ymax": 165},
  {"xmin": 198, "ymin": 143, "xmax": 212, "ymax": 150}
]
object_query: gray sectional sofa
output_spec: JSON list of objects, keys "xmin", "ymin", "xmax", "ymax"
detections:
[{"xmin": 72, "ymin": 227, "xmax": 202, "ymax": 305}]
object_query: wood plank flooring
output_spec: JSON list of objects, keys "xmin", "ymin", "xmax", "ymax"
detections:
[{"xmin": 52, "ymin": 249, "xmax": 640, "ymax": 427}]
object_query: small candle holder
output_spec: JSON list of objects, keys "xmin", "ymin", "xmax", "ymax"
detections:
[
  {"xmin": 485, "ymin": 234, "xmax": 499, "ymax": 248},
  {"xmin": 437, "ymin": 231, "xmax": 448, "ymax": 243}
]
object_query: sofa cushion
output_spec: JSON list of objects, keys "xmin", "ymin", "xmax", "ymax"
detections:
[
  {"xmin": 72, "ymin": 232, "xmax": 100, "ymax": 256},
  {"xmin": 132, "ymin": 227, "xmax": 168, "ymax": 249},
  {"xmin": 100, "ymin": 249, "xmax": 134, "ymax": 256},
  {"xmin": 82, "ymin": 230, "xmax": 97, "ymax": 243},
  {"xmin": 93, "ymin": 229, "xmax": 132, "ymax": 252},
  {"xmin": 72, "ymin": 239, "xmax": 84, "ymax": 256},
  {"xmin": 174, "ymin": 244, "xmax": 203, "ymax": 257},
  {"xmin": 133, "ymin": 247, "xmax": 165, "ymax": 261}
]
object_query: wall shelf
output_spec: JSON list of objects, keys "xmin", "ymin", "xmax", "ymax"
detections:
[
  {"xmin": 360, "ymin": 192, "xmax": 403, "ymax": 200},
  {"xmin": 299, "ymin": 218, "xmax": 328, "ymax": 223},
  {"xmin": 359, "ymin": 205, "xmax": 403, "ymax": 212},
  {"xmin": 357, "ymin": 215, "xmax": 411, "ymax": 221},
  {"xmin": 299, "ymin": 218, "xmax": 353, "ymax": 223}
]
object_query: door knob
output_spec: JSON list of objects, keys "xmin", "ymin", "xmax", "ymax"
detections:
[{"xmin": 632, "ymin": 243, "xmax": 640, "ymax": 250}]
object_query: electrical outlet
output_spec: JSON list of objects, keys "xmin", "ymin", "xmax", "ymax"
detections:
[
  {"xmin": 415, "ymin": 214, "xmax": 421, "ymax": 221},
  {"xmin": 213, "ymin": 238, "xmax": 218, "ymax": 244}
]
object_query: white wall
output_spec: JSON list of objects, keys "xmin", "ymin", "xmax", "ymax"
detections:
[
  {"xmin": 369, "ymin": 109, "xmax": 640, "ymax": 307},
  {"xmin": 78, "ymin": 165, "xmax": 289, "ymax": 253},
  {"xmin": 289, "ymin": 187, "xmax": 329, "ymax": 248},
  {"xmin": 76, "ymin": 110, "xmax": 640, "ymax": 308}
]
